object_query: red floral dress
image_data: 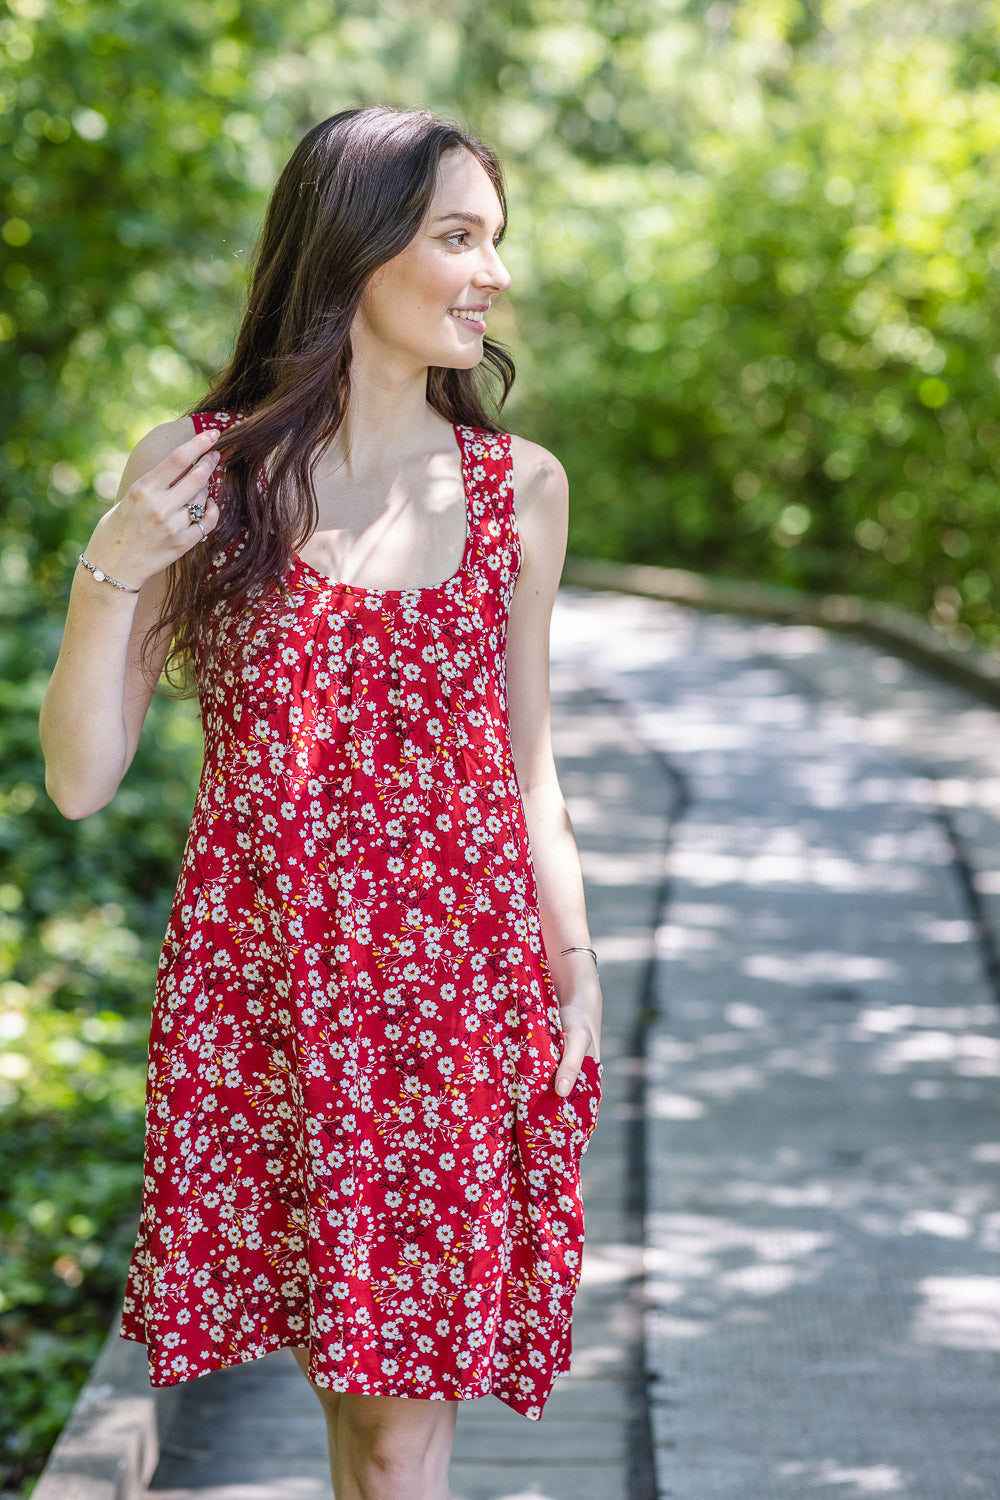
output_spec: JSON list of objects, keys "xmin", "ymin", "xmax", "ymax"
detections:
[{"xmin": 120, "ymin": 411, "xmax": 601, "ymax": 1419}]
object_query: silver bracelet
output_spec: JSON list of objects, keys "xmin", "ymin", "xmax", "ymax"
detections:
[
  {"xmin": 78, "ymin": 554, "xmax": 141, "ymax": 594},
  {"xmin": 560, "ymin": 945, "xmax": 600, "ymax": 979}
]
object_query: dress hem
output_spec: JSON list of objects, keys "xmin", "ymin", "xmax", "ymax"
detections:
[{"xmin": 118, "ymin": 1323, "xmax": 570, "ymax": 1421}]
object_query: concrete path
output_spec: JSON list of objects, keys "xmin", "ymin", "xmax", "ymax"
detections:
[
  {"xmin": 141, "ymin": 589, "xmax": 1000, "ymax": 1500},
  {"xmin": 552, "ymin": 592, "xmax": 1000, "ymax": 1500}
]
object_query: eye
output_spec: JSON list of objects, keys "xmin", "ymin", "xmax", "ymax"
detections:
[{"xmin": 444, "ymin": 231, "xmax": 506, "ymax": 249}]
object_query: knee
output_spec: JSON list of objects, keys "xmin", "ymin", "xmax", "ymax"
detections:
[
  {"xmin": 349, "ymin": 1436, "xmax": 414, "ymax": 1490},
  {"xmin": 340, "ymin": 1397, "xmax": 455, "ymax": 1484},
  {"xmin": 344, "ymin": 1407, "xmax": 413, "ymax": 1472}
]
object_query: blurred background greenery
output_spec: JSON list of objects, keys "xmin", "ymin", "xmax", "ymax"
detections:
[{"xmin": 2, "ymin": 0, "xmax": 999, "ymax": 1487}]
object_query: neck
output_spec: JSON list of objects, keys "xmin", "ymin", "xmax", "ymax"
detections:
[{"xmin": 328, "ymin": 344, "xmax": 448, "ymax": 478}]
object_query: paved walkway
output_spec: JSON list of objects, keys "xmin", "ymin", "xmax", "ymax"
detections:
[
  {"xmin": 142, "ymin": 590, "xmax": 1000, "ymax": 1500},
  {"xmin": 553, "ymin": 592, "xmax": 1000, "ymax": 1500}
]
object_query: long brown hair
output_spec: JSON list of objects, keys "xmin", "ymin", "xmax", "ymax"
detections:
[{"xmin": 150, "ymin": 105, "xmax": 515, "ymax": 689}]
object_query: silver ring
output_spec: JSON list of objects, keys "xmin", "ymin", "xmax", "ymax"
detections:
[
  {"xmin": 195, "ymin": 520, "xmax": 207, "ymax": 541},
  {"xmin": 188, "ymin": 502, "xmax": 206, "ymax": 524}
]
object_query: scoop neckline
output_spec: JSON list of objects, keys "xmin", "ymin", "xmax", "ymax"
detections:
[{"xmin": 289, "ymin": 421, "xmax": 474, "ymax": 598}]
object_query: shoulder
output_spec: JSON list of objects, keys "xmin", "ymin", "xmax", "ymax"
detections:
[
  {"xmin": 134, "ymin": 415, "xmax": 196, "ymax": 461},
  {"xmin": 119, "ymin": 417, "xmax": 196, "ymax": 491},
  {"xmin": 506, "ymin": 434, "xmax": 569, "ymax": 590},
  {"xmin": 508, "ymin": 432, "xmax": 568, "ymax": 525},
  {"xmin": 121, "ymin": 409, "xmax": 243, "ymax": 488},
  {"xmin": 137, "ymin": 417, "xmax": 197, "ymax": 450}
]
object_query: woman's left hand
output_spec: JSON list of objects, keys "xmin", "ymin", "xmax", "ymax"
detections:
[{"xmin": 555, "ymin": 1000, "xmax": 600, "ymax": 1097}]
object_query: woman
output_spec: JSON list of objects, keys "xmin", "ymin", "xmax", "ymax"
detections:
[{"xmin": 40, "ymin": 105, "xmax": 602, "ymax": 1500}]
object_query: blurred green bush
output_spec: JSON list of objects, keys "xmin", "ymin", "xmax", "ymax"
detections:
[
  {"xmin": 514, "ymin": 3, "xmax": 1000, "ymax": 650},
  {"xmin": 2, "ymin": 0, "xmax": 998, "ymax": 1487}
]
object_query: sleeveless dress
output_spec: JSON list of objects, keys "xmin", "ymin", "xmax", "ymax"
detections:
[{"xmin": 120, "ymin": 410, "xmax": 601, "ymax": 1419}]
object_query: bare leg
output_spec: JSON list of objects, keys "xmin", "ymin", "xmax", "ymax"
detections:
[
  {"xmin": 292, "ymin": 1347, "xmax": 340, "ymax": 1486},
  {"xmin": 336, "ymin": 1391, "xmax": 457, "ymax": 1500},
  {"xmin": 292, "ymin": 1347, "xmax": 458, "ymax": 1500}
]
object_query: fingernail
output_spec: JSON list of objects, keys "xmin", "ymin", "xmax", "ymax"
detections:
[{"xmin": 555, "ymin": 1076, "xmax": 571, "ymax": 1096}]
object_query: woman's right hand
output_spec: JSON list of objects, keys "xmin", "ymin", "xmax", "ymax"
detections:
[{"xmin": 82, "ymin": 425, "xmax": 223, "ymax": 591}]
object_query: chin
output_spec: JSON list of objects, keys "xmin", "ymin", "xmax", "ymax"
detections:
[
  {"xmin": 434, "ymin": 328, "xmax": 486, "ymax": 370},
  {"xmin": 457, "ymin": 340, "xmax": 487, "ymax": 366},
  {"xmin": 432, "ymin": 350, "xmax": 484, "ymax": 372}
]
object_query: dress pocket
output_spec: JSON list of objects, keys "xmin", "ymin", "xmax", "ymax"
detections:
[
  {"xmin": 570, "ymin": 1054, "xmax": 603, "ymax": 1157},
  {"xmin": 514, "ymin": 1055, "xmax": 603, "ymax": 1288}
]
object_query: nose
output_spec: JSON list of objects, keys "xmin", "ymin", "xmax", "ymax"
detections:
[{"xmin": 476, "ymin": 242, "xmax": 512, "ymax": 295}]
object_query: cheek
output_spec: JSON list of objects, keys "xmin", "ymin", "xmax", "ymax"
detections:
[
  {"xmin": 413, "ymin": 254, "xmax": 468, "ymax": 311},
  {"xmin": 364, "ymin": 250, "xmax": 465, "ymax": 326}
]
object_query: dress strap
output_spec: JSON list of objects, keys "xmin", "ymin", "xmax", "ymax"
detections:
[
  {"xmin": 191, "ymin": 408, "xmax": 245, "ymax": 436},
  {"xmin": 460, "ymin": 425, "xmax": 515, "ymax": 539}
]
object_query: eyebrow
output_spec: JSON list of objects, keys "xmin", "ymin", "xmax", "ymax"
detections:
[{"xmin": 433, "ymin": 211, "xmax": 506, "ymax": 236}]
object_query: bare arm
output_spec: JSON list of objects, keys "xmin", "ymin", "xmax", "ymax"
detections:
[
  {"xmin": 39, "ymin": 418, "xmax": 222, "ymax": 819},
  {"xmin": 507, "ymin": 434, "xmax": 602, "ymax": 1096}
]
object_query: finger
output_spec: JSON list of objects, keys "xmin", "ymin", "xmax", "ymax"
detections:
[
  {"xmin": 187, "ymin": 491, "xmax": 222, "ymax": 538},
  {"xmin": 173, "ymin": 492, "xmax": 221, "ymax": 540},
  {"xmin": 197, "ymin": 497, "xmax": 221, "ymax": 536},
  {"xmin": 176, "ymin": 514, "xmax": 215, "ymax": 556},
  {"xmin": 173, "ymin": 504, "xmax": 220, "ymax": 546},
  {"xmin": 129, "ymin": 445, "xmax": 220, "ymax": 518},
  {"xmin": 555, "ymin": 1031, "xmax": 589, "ymax": 1098},
  {"xmin": 162, "ymin": 449, "xmax": 223, "ymax": 507},
  {"xmin": 201, "ymin": 497, "xmax": 221, "ymax": 531},
  {"xmin": 156, "ymin": 427, "xmax": 222, "ymax": 488}
]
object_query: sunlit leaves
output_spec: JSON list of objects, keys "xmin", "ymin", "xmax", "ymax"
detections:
[{"xmin": 506, "ymin": 2, "xmax": 1000, "ymax": 646}]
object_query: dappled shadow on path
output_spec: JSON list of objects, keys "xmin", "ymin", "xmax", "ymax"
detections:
[{"xmin": 552, "ymin": 592, "xmax": 1000, "ymax": 1500}]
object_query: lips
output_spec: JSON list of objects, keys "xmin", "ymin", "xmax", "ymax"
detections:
[{"xmin": 448, "ymin": 306, "xmax": 487, "ymax": 333}]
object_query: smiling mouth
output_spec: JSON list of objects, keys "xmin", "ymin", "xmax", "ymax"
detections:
[{"xmin": 449, "ymin": 307, "xmax": 487, "ymax": 324}]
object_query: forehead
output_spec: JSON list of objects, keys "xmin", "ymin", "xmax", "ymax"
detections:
[{"xmin": 428, "ymin": 147, "xmax": 502, "ymax": 215}]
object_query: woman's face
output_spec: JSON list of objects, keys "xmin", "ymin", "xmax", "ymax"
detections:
[{"xmin": 353, "ymin": 146, "xmax": 512, "ymax": 373}]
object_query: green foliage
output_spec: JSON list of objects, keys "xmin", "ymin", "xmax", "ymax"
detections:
[
  {"xmin": 2, "ymin": 0, "xmax": 999, "ymax": 1488},
  {"xmin": 490, "ymin": 1, "xmax": 1000, "ymax": 651},
  {"xmin": 0, "ymin": 612, "xmax": 203, "ymax": 1490}
]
